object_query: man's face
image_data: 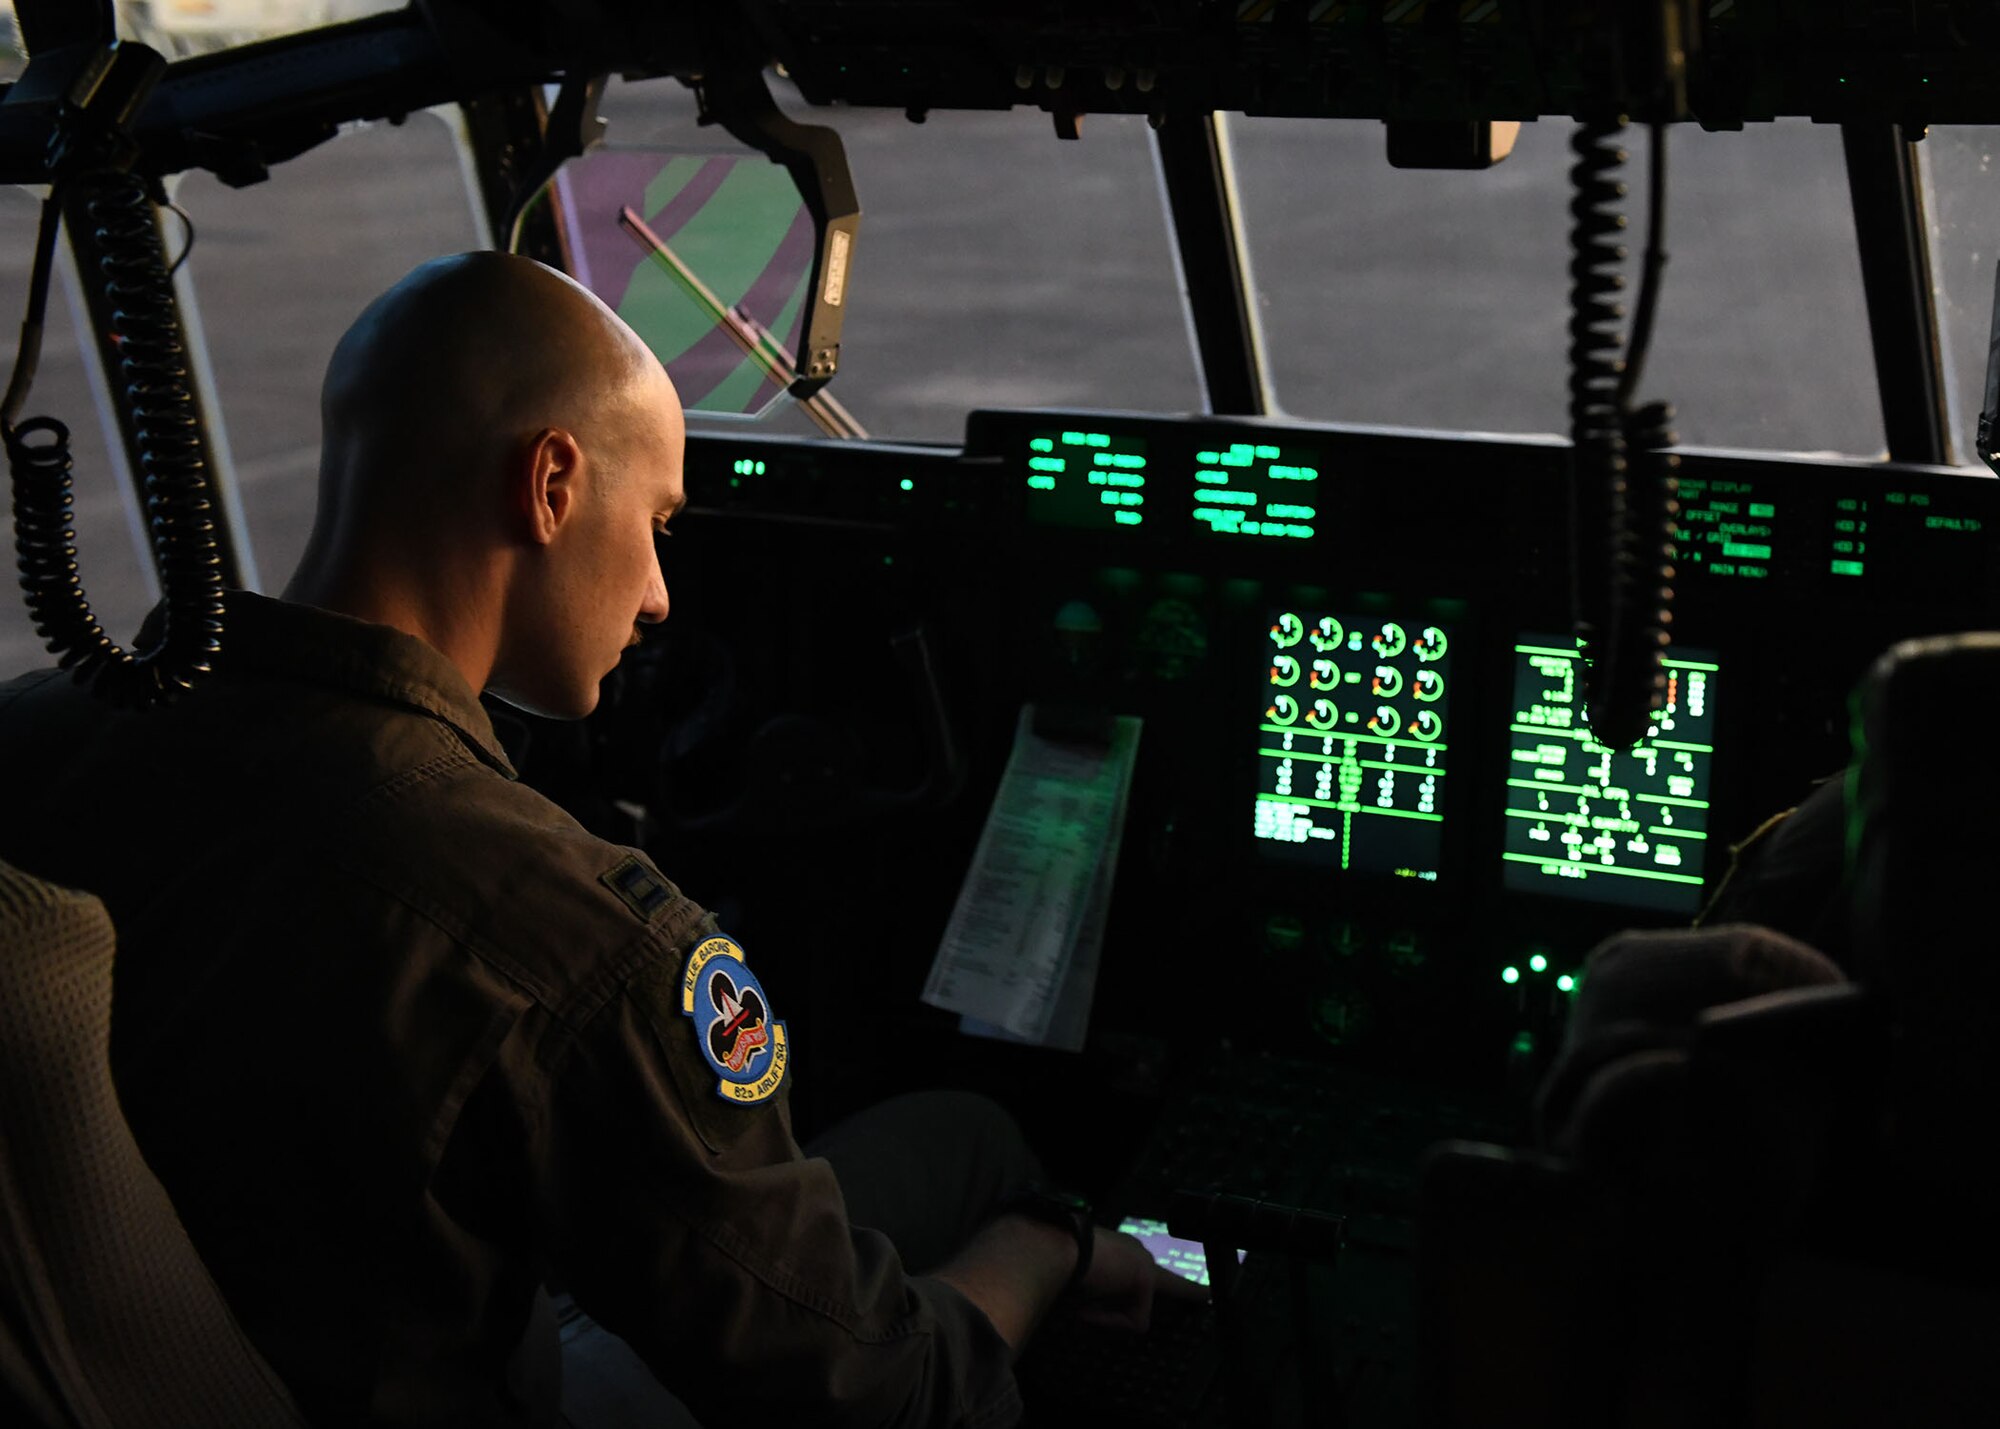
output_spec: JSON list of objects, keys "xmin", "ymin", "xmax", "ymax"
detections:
[{"xmin": 497, "ymin": 365, "xmax": 685, "ymax": 719}]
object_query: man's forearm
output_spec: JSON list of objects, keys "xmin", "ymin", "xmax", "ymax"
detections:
[{"xmin": 930, "ymin": 1212, "xmax": 1077, "ymax": 1355}]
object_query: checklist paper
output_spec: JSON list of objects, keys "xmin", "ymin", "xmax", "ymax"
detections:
[{"xmin": 921, "ymin": 707, "xmax": 1141, "ymax": 1050}]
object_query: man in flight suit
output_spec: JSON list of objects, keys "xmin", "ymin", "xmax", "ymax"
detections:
[{"xmin": 0, "ymin": 253, "xmax": 1186, "ymax": 1425}]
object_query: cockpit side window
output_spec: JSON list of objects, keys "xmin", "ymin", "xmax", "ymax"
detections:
[
  {"xmin": 112, "ymin": 1, "xmax": 407, "ymax": 60},
  {"xmin": 167, "ymin": 110, "xmax": 485, "ymax": 588}
]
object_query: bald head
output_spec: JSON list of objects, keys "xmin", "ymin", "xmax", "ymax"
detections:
[
  {"xmin": 287, "ymin": 253, "xmax": 687, "ymax": 718},
  {"xmin": 317, "ymin": 252, "xmax": 662, "ymax": 518}
]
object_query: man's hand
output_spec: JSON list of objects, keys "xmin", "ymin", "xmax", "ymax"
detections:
[
  {"xmin": 935, "ymin": 1214, "xmax": 1207, "ymax": 1354},
  {"xmin": 1069, "ymin": 1226, "xmax": 1210, "ymax": 1331}
]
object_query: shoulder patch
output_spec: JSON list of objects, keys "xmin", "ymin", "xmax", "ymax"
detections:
[
  {"xmin": 680, "ymin": 934, "xmax": 789, "ymax": 1105},
  {"xmin": 601, "ymin": 855, "xmax": 674, "ymax": 923}
]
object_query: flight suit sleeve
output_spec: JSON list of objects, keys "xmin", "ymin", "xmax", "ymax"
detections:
[{"xmin": 537, "ymin": 913, "xmax": 1022, "ymax": 1429}]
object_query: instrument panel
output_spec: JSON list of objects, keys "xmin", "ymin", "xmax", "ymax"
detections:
[{"xmin": 668, "ymin": 408, "xmax": 1996, "ymax": 1068}]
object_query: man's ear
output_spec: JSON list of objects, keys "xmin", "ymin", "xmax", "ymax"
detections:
[{"xmin": 519, "ymin": 427, "xmax": 584, "ymax": 546}]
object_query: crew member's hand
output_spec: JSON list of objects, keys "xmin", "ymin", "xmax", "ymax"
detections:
[{"xmin": 1068, "ymin": 1226, "xmax": 1210, "ymax": 1331}]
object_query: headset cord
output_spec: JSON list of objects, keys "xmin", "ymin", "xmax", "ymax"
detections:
[
  {"xmin": 1566, "ymin": 117, "xmax": 1677, "ymax": 751},
  {"xmin": 5, "ymin": 171, "xmax": 224, "ymax": 707}
]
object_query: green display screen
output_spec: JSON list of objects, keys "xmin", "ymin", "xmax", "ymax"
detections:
[
  {"xmin": 1676, "ymin": 476, "xmax": 1775, "ymax": 581},
  {"xmin": 1191, "ymin": 441, "xmax": 1320, "ymax": 542},
  {"xmin": 1024, "ymin": 429, "xmax": 1150, "ymax": 531},
  {"xmin": 1502, "ymin": 638, "xmax": 1719, "ymax": 914},
  {"xmin": 1254, "ymin": 609, "xmax": 1452, "ymax": 880}
]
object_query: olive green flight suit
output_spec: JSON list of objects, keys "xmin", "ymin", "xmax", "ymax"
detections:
[{"xmin": 0, "ymin": 592, "xmax": 1018, "ymax": 1428}]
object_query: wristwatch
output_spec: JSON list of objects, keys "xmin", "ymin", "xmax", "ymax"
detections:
[{"xmin": 999, "ymin": 1183, "xmax": 1095, "ymax": 1290}]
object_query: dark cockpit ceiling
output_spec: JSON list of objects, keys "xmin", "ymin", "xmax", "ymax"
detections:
[{"xmin": 18, "ymin": 1, "xmax": 2000, "ymax": 182}]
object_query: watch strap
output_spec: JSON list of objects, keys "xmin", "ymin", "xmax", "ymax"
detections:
[{"xmin": 999, "ymin": 1184, "xmax": 1094, "ymax": 1291}]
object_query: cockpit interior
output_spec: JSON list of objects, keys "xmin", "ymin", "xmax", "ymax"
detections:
[{"xmin": 5, "ymin": 3, "xmax": 2000, "ymax": 1425}]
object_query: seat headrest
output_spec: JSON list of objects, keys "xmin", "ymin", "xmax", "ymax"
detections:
[
  {"xmin": 1537, "ymin": 924, "xmax": 1844, "ymax": 1153},
  {"xmin": 1851, "ymin": 631, "xmax": 2000, "ymax": 1009}
]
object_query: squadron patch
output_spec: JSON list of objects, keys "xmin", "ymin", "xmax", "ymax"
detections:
[{"xmin": 680, "ymin": 934, "xmax": 788, "ymax": 1105}]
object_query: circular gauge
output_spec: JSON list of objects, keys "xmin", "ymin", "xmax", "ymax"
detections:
[
  {"xmin": 1372, "ymin": 622, "xmax": 1407, "ymax": 659},
  {"xmin": 1411, "ymin": 708, "xmax": 1443, "ymax": 742},
  {"xmin": 1372, "ymin": 664, "xmax": 1403, "ymax": 698},
  {"xmin": 1368, "ymin": 704, "xmax": 1398, "ymax": 735},
  {"xmin": 1415, "ymin": 626, "xmax": 1449, "ymax": 663},
  {"xmin": 1310, "ymin": 658, "xmax": 1339, "ymax": 689},
  {"xmin": 1271, "ymin": 612, "xmax": 1305, "ymax": 648},
  {"xmin": 1268, "ymin": 694, "xmax": 1301, "ymax": 725},
  {"xmin": 1307, "ymin": 698, "xmax": 1338, "ymax": 730},
  {"xmin": 1270, "ymin": 654, "xmax": 1301, "ymax": 687},
  {"xmin": 1413, "ymin": 668, "xmax": 1444, "ymax": 702},
  {"xmin": 1310, "ymin": 616, "xmax": 1344, "ymax": 652}
]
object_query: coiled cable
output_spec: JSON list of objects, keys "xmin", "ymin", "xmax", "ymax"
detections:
[
  {"xmin": 5, "ymin": 171, "xmax": 224, "ymax": 707},
  {"xmin": 1566, "ymin": 117, "xmax": 1677, "ymax": 751}
]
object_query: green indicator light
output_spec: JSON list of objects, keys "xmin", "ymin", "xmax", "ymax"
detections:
[
  {"xmin": 1196, "ymin": 470, "xmax": 1229, "ymax": 484},
  {"xmin": 1113, "ymin": 510, "xmax": 1143, "ymax": 526},
  {"xmin": 1502, "ymin": 966, "xmax": 1521, "ymax": 985},
  {"xmin": 729, "ymin": 477, "xmax": 741, "ymax": 489},
  {"xmin": 1529, "ymin": 953, "xmax": 1548, "ymax": 973},
  {"xmin": 1029, "ymin": 437, "xmax": 1054, "ymax": 453},
  {"xmin": 1721, "ymin": 541, "xmax": 1772, "ymax": 559},
  {"xmin": 1266, "ymin": 504, "xmax": 1316, "ymax": 520},
  {"xmin": 1749, "ymin": 503, "xmax": 1775, "ymax": 518},
  {"xmin": 1831, "ymin": 559, "xmax": 1865, "ymax": 577},
  {"xmin": 1027, "ymin": 474, "xmax": 1057, "ymax": 490},
  {"xmin": 1254, "ymin": 444, "xmax": 1280, "ymax": 459},
  {"xmin": 1557, "ymin": 974, "xmax": 1576, "ymax": 993},
  {"xmin": 1028, "ymin": 456, "xmax": 1065, "ymax": 473},
  {"xmin": 899, "ymin": 478, "xmax": 914, "ymax": 491}
]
